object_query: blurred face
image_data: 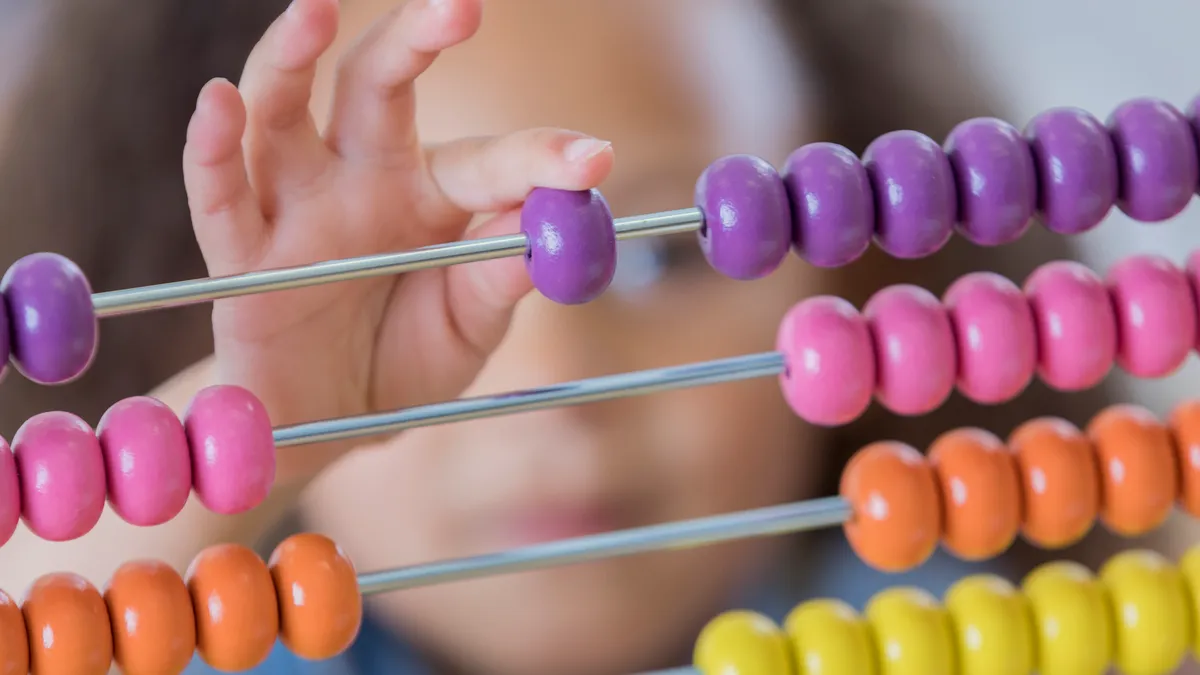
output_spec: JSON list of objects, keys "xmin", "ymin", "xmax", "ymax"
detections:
[{"xmin": 304, "ymin": 2, "xmax": 828, "ymax": 673}]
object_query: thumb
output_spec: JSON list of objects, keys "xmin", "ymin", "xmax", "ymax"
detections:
[
  {"xmin": 369, "ymin": 209, "xmax": 534, "ymax": 410},
  {"xmin": 440, "ymin": 209, "xmax": 534, "ymax": 362}
]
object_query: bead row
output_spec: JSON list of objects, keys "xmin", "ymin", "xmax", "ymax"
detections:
[
  {"xmin": 700, "ymin": 93, "xmax": 1200, "ymax": 276},
  {"xmin": 694, "ymin": 545, "xmax": 1200, "ymax": 675},
  {"xmin": 839, "ymin": 399, "xmax": 1200, "ymax": 572},
  {"xmin": 5, "ymin": 244, "xmax": 1199, "ymax": 550},
  {"xmin": 778, "ymin": 251, "xmax": 1200, "ymax": 425},
  {"xmin": 0, "ymin": 385, "xmax": 275, "ymax": 548},
  {"xmin": 0, "ymin": 532, "xmax": 360, "ymax": 675},
  {"xmin": 8, "ymin": 94, "xmax": 1200, "ymax": 387}
]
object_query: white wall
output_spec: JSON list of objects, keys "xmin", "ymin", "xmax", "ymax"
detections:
[{"xmin": 933, "ymin": 0, "xmax": 1200, "ymax": 413}]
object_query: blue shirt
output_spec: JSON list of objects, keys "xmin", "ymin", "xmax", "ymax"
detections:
[{"xmin": 184, "ymin": 534, "xmax": 989, "ymax": 675}]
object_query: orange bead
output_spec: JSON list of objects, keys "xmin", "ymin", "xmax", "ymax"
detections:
[
  {"xmin": 0, "ymin": 589, "xmax": 28, "ymax": 675},
  {"xmin": 187, "ymin": 543, "xmax": 280, "ymax": 672},
  {"xmin": 928, "ymin": 427, "xmax": 1021, "ymax": 560},
  {"xmin": 1169, "ymin": 400, "xmax": 1200, "ymax": 518},
  {"xmin": 840, "ymin": 441, "xmax": 942, "ymax": 572},
  {"xmin": 1086, "ymin": 404, "xmax": 1179, "ymax": 536},
  {"xmin": 21, "ymin": 573, "xmax": 113, "ymax": 675},
  {"xmin": 269, "ymin": 533, "xmax": 362, "ymax": 660},
  {"xmin": 1009, "ymin": 417, "xmax": 1099, "ymax": 548},
  {"xmin": 105, "ymin": 560, "xmax": 196, "ymax": 675}
]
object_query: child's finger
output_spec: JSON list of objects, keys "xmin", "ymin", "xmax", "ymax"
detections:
[
  {"xmin": 440, "ymin": 209, "xmax": 534, "ymax": 361},
  {"xmin": 420, "ymin": 128, "xmax": 615, "ymax": 224},
  {"xmin": 183, "ymin": 79, "xmax": 268, "ymax": 276},
  {"xmin": 324, "ymin": 0, "xmax": 482, "ymax": 162},
  {"xmin": 380, "ymin": 209, "xmax": 532, "ymax": 374},
  {"xmin": 238, "ymin": 0, "xmax": 339, "ymax": 195}
]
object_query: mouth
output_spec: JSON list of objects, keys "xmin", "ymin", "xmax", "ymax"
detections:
[{"xmin": 485, "ymin": 501, "xmax": 635, "ymax": 549}]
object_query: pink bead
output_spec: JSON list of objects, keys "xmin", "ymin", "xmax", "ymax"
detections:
[
  {"xmin": 1107, "ymin": 254, "xmax": 1196, "ymax": 378},
  {"xmin": 1186, "ymin": 250, "xmax": 1200, "ymax": 351},
  {"xmin": 0, "ymin": 439, "xmax": 17, "ymax": 547},
  {"xmin": 863, "ymin": 285, "xmax": 956, "ymax": 415},
  {"xmin": 97, "ymin": 396, "xmax": 192, "ymax": 526},
  {"xmin": 943, "ymin": 272, "xmax": 1037, "ymax": 403},
  {"xmin": 184, "ymin": 385, "xmax": 275, "ymax": 514},
  {"xmin": 1024, "ymin": 261, "xmax": 1117, "ymax": 391},
  {"xmin": 13, "ymin": 412, "xmax": 106, "ymax": 541},
  {"xmin": 777, "ymin": 296, "xmax": 876, "ymax": 426}
]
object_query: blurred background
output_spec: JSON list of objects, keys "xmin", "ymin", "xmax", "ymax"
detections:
[{"xmin": 926, "ymin": 0, "xmax": 1200, "ymax": 415}]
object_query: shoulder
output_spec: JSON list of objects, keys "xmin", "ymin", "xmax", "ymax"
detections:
[
  {"xmin": 744, "ymin": 533, "xmax": 1006, "ymax": 621},
  {"xmin": 182, "ymin": 613, "xmax": 430, "ymax": 675}
]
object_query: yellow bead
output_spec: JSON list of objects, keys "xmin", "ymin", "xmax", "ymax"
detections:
[
  {"xmin": 1099, "ymin": 549, "xmax": 1191, "ymax": 675},
  {"xmin": 1022, "ymin": 557, "xmax": 1113, "ymax": 672},
  {"xmin": 784, "ymin": 599, "xmax": 877, "ymax": 675},
  {"xmin": 943, "ymin": 575, "xmax": 1034, "ymax": 675},
  {"xmin": 864, "ymin": 587, "xmax": 955, "ymax": 675},
  {"xmin": 1021, "ymin": 561, "xmax": 1111, "ymax": 675},
  {"xmin": 694, "ymin": 610, "xmax": 794, "ymax": 675},
  {"xmin": 1179, "ymin": 544, "xmax": 1200, "ymax": 657}
]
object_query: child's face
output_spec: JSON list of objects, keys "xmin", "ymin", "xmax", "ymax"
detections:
[{"xmin": 304, "ymin": 2, "xmax": 826, "ymax": 672}]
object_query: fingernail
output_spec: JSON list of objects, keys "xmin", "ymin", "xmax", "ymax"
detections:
[
  {"xmin": 285, "ymin": 0, "xmax": 306, "ymax": 19},
  {"xmin": 563, "ymin": 137, "xmax": 611, "ymax": 163}
]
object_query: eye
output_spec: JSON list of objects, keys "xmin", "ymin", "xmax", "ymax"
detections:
[
  {"xmin": 610, "ymin": 234, "xmax": 712, "ymax": 294},
  {"xmin": 656, "ymin": 233, "xmax": 709, "ymax": 273}
]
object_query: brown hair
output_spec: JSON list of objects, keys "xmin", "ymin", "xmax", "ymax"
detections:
[
  {"xmin": 0, "ymin": 0, "xmax": 1118, "ymax": 568},
  {"xmin": 0, "ymin": 0, "xmax": 289, "ymax": 434}
]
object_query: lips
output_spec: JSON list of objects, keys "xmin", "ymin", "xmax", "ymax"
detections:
[{"xmin": 481, "ymin": 500, "xmax": 634, "ymax": 549}]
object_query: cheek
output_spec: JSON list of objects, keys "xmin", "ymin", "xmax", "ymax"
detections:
[
  {"xmin": 652, "ymin": 376, "xmax": 812, "ymax": 519},
  {"xmin": 302, "ymin": 433, "xmax": 470, "ymax": 573},
  {"xmin": 632, "ymin": 267, "xmax": 823, "ymax": 517}
]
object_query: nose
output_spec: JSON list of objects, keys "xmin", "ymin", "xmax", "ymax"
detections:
[
  {"xmin": 468, "ymin": 293, "xmax": 626, "ymax": 396},
  {"xmin": 448, "ymin": 294, "xmax": 641, "ymax": 500}
]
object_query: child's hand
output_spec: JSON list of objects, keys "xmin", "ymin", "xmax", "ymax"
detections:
[{"xmin": 181, "ymin": 0, "xmax": 613, "ymax": 469}]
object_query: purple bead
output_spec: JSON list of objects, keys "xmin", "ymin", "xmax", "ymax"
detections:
[
  {"xmin": 1025, "ymin": 107, "xmax": 1117, "ymax": 234},
  {"xmin": 782, "ymin": 142, "xmax": 873, "ymax": 267},
  {"xmin": 862, "ymin": 130, "xmax": 956, "ymax": 258},
  {"xmin": 520, "ymin": 188, "xmax": 616, "ymax": 305},
  {"xmin": 1189, "ymin": 94, "xmax": 1200, "ymax": 187},
  {"xmin": 1108, "ymin": 97, "xmax": 1198, "ymax": 222},
  {"xmin": 944, "ymin": 118, "xmax": 1037, "ymax": 245},
  {"xmin": 1, "ymin": 253, "xmax": 97, "ymax": 384},
  {"xmin": 694, "ymin": 155, "xmax": 791, "ymax": 280}
]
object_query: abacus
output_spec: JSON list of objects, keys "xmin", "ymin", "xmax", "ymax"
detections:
[{"xmin": 0, "ymin": 92, "xmax": 1199, "ymax": 675}]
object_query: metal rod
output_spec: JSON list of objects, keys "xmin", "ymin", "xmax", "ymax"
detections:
[
  {"xmin": 272, "ymin": 351, "xmax": 784, "ymax": 447},
  {"xmin": 91, "ymin": 208, "xmax": 702, "ymax": 317},
  {"xmin": 356, "ymin": 496, "xmax": 852, "ymax": 595}
]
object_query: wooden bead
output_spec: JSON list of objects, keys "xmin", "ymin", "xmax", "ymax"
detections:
[
  {"xmin": 1009, "ymin": 417, "xmax": 1100, "ymax": 548},
  {"xmin": 22, "ymin": 573, "xmax": 113, "ymax": 675},
  {"xmin": 841, "ymin": 441, "xmax": 942, "ymax": 572},
  {"xmin": 0, "ymin": 589, "xmax": 28, "ymax": 675},
  {"xmin": 1168, "ymin": 400, "xmax": 1200, "ymax": 519},
  {"xmin": 269, "ymin": 533, "xmax": 362, "ymax": 660},
  {"xmin": 105, "ymin": 560, "xmax": 196, "ymax": 675},
  {"xmin": 1087, "ymin": 405, "xmax": 1179, "ymax": 536},
  {"xmin": 928, "ymin": 428, "xmax": 1021, "ymax": 560},
  {"xmin": 187, "ymin": 543, "xmax": 279, "ymax": 672}
]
